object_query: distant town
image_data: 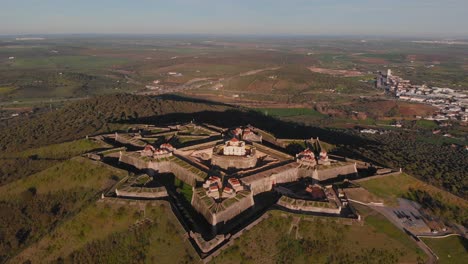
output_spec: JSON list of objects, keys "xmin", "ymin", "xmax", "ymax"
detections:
[{"xmin": 376, "ymin": 69, "xmax": 468, "ymax": 123}]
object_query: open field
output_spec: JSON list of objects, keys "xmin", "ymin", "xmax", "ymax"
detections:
[
  {"xmin": 255, "ymin": 107, "xmax": 325, "ymax": 118},
  {"xmin": 0, "ymin": 157, "xmax": 128, "ymax": 262},
  {"xmin": 421, "ymin": 236, "xmax": 467, "ymax": 264},
  {"xmin": 212, "ymin": 208, "xmax": 425, "ymax": 263},
  {"xmin": 2, "ymin": 139, "xmax": 105, "ymax": 159},
  {"xmin": 1, "ymin": 36, "xmax": 466, "ymax": 107},
  {"xmin": 0, "ymin": 139, "xmax": 108, "ymax": 186},
  {"xmin": 357, "ymin": 173, "xmax": 468, "ymax": 227},
  {"xmin": 358, "ymin": 173, "xmax": 466, "ymax": 207},
  {"xmin": 1, "ymin": 37, "xmax": 466, "ymax": 144},
  {"xmin": 307, "ymin": 66, "xmax": 364, "ymax": 77},
  {"xmin": 0, "ymin": 157, "xmax": 127, "ymax": 200},
  {"xmin": 10, "ymin": 201, "xmax": 196, "ymax": 264}
]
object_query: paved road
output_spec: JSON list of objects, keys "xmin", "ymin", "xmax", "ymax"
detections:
[
  {"xmin": 350, "ymin": 201, "xmax": 438, "ymax": 264},
  {"xmin": 369, "ymin": 204, "xmax": 438, "ymax": 264}
]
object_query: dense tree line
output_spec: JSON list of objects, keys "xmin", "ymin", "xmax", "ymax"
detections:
[
  {"xmin": 405, "ymin": 188, "xmax": 467, "ymax": 227},
  {"xmin": 0, "ymin": 94, "xmax": 230, "ymax": 152},
  {"xmin": 350, "ymin": 132, "xmax": 468, "ymax": 199}
]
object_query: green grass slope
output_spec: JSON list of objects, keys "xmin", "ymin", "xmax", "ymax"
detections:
[
  {"xmin": 0, "ymin": 157, "xmax": 128, "ymax": 262},
  {"xmin": 359, "ymin": 173, "xmax": 468, "ymax": 227},
  {"xmin": 422, "ymin": 236, "xmax": 467, "ymax": 264},
  {"xmin": 212, "ymin": 209, "xmax": 426, "ymax": 264}
]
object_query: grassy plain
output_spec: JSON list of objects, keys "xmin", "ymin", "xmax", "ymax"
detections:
[
  {"xmin": 11, "ymin": 201, "xmax": 196, "ymax": 264},
  {"xmin": 421, "ymin": 236, "xmax": 467, "ymax": 264},
  {"xmin": 256, "ymin": 107, "xmax": 325, "ymax": 117},
  {"xmin": 358, "ymin": 173, "xmax": 466, "ymax": 208},
  {"xmin": 0, "ymin": 156, "xmax": 128, "ymax": 262},
  {"xmin": 4, "ymin": 139, "xmax": 105, "ymax": 159},
  {"xmin": 0, "ymin": 157, "xmax": 127, "ymax": 200},
  {"xmin": 0, "ymin": 139, "xmax": 107, "ymax": 186},
  {"xmin": 212, "ymin": 209, "xmax": 425, "ymax": 263},
  {"xmin": 9, "ymin": 55, "xmax": 128, "ymax": 70}
]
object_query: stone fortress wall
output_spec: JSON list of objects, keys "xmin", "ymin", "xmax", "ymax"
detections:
[
  {"xmin": 119, "ymin": 151, "xmax": 205, "ymax": 186},
  {"xmin": 296, "ymin": 163, "xmax": 358, "ymax": 181},
  {"xmin": 118, "ymin": 125, "xmax": 359, "ymax": 228},
  {"xmin": 93, "ymin": 123, "xmax": 386, "ymax": 260},
  {"xmin": 211, "ymin": 153, "xmax": 257, "ymax": 170},
  {"xmin": 314, "ymin": 163, "xmax": 357, "ymax": 181},
  {"xmin": 240, "ymin": 162, "xmax": 357, "ymax": 196},
  {"xmin": 191, "ymin": 189, "xmax": 255, "ymax": 226},
  {"xmin": 242, "ymin": 163, "xmax": 299, "ymax": 195},
  {"xmin": 277, "ymin": 197, "xmax": 341, "ymax": 214},
  {"xmin": 213, "ymin": 192, "xmax": 254, "ymax": 225},
  {"xmin": 115, "ymin": 186, "xmax": 168, "ymax": 199}
]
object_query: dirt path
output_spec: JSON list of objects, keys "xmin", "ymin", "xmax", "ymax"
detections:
[{"xmin": 239, "ymin": 67, "xmax": 280, "ymax": 76}]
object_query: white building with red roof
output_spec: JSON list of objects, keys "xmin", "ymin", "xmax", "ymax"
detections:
[
  {"xmin": 160, "ymin": 143, "xmax": 175, "ymax": 152},
  {"xmin": 203, "ymin": 176, "xmax": 222, "ymax": 189},
  {"xmin": 318, "ymin": 150, "xmax": 330, "ymax": 165},
  {"xmin": 242, "ymin": 128, "xmax": 262, "ymax": 142},
  {"xmin": 223, "ymin": 137, "xmax": 247, "ymax": 156},
  {"xmin": 222, "ymin": 187, "xmax": 235, "ymax": 198},
  {"xmin": 228, "ymin": 178, "xmax": 244, "ymax": 192},
  {"xmin": 207, "ymin": 185, "xmax": 220, "ymax": 199},
  {"xmin": 141, "ymin": 144, "xmax": 156, "ymax": 157},
  {"xmin": 296, "ymin": 148, "xmax": 317, "ymax": 166}
]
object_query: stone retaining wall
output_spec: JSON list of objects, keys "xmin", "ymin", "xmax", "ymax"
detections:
[
  {"xmin": 277, "ymin": 198, "xmax": 341, "ymax": 214},
  {"xmin": 211, "ymin": 153, "xmax": 257, "ymax": 170},
  {"xmin": 191, "ymin": 190, "xmax": 255, "ymax": 226},
  {"xmin": 242, "ymin": 165, "xmax": 299, "ymax": 195},
  {"xmin": 315, "ymin": 163, "xmax": 357, "ymax": 181},
  {"xmin": 119, "ymin": 151, "xmax": 205, "ymax": 186},
  {"xmin": 115, "ymin": 186, "xmax": 168, "ymax": 199}
]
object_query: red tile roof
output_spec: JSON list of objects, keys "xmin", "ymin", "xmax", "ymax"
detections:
[{"xmin": 144, "ymin": 144, "xmax": 155, "ymax": 151}]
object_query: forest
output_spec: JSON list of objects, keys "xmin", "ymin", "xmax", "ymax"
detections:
[{"xmin": 349, "ymin": 132, "xmax": 468, "ymax": 199}]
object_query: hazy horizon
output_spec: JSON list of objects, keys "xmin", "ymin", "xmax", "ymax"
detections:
[{"xmin": 1, "ymin": 0, "xmax": 468, "ymax": 38}]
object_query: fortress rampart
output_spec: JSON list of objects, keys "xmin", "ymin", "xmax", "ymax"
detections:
[
  {"xmin": 191, "ymin": 189, "xmax": 254, "ymax": 225},
  {"xmin": 242, "ymin": 163, "xmax": 299, "ymax": 195},
  {"xmin": 314, "ymin": 163, "xmax": 357, "ymax": 181},
  {"xmin": 277, "ymin": 196, "xmax": 341, "ymax": 214},
  {"xmin": 296, "ymin": 163, "xmax": 357, "ymax": 181},
  {"xmin": 211, "ymin": 153, "xmax": 257, "ymax": 170},
  {"xmin": 119, "ymin": 151, "xmax": 206, "ymax": 186},
  {"xmin": 115, "ymin": 186, "xmax": 168, "ymax": 199},
  {"xmin": 178, "ymin": 140, "xmax": 220, "ymax": 151}
]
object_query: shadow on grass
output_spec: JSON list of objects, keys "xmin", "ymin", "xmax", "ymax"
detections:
[{"xmin": 120, "ymin": 108, "xmax": 386, "ymax": 166}]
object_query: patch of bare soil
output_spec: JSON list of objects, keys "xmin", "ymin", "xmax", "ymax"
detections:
[
  {"xmin": 358, "ymin": 57, "xmax": 388, "ymax": 64},
  {"xmin": 307, "ymin": 67, "xmax": 364, "ymax": 77},
  {"xmin": 345, "ymin": 187, "xmax": 384, "ymax": 204}
]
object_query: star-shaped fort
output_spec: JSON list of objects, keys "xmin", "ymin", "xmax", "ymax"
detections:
[{"xmin": 84, "ymin": 122, "xmax": 396, "ymax": 259}]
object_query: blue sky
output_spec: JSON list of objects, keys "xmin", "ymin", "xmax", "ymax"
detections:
[{"xmin": 1, "ymin": 0, "xmax": 467, "ymax": 37}]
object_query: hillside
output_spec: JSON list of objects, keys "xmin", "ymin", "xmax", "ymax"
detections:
[
  {"xmin": 1, "ymin": 93, "xmax": 466, "ymax": 199},
  {"xmin": 358, "ymin": 173, "xmax": 467, "ymax": 227},
  {"xmin": 0, "ymin": 94, "xmax": 231, "ymax": 152}
]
